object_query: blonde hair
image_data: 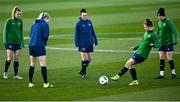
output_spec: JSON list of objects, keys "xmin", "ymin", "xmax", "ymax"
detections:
[
  {"xmin": 37, "ymin": 12, "xmax": 50, "ymax": 19},
  {"xmin": 37, "ymin": 12, "xmax": 50, "ymax": 22},
  {"xmin": 12, "ymin": 6, "xmax": 21, "ymax": 20}
]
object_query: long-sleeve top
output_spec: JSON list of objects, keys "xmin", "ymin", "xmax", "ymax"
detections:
[
  {"xmin": 157, "ymin": 18, "xmax": 178, "ymax": 45},
  {"xmin": 74, "ymin": 18, "xmax": 98, "ymax": 47},
  {"xmin": 3, "ymin": 18, "xmax": 24, "ymax": 47},
  {"xmin": 29, "ymin": 19, "xmax": 49, "ymax": 47},
  {"xmin": 133, "ymin": 30, "xmax": 160, "ymax": 59}
]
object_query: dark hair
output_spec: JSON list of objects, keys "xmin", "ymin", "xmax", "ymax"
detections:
[
  {"xmin": 80, "ymin": 8, "xmax": 87, "ymax": 14},
  {"xmin": 157, "ymin": 8, "xmax": 165, "ymax": 16},
  {"xmin": 144, "ymin": 19, "xmax": 153, "ymax": 27},
  {"xmin": 15, "ymin": 7, "xmax": 21, "ymax": 12}
]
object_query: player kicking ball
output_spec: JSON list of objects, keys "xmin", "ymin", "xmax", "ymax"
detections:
[
  {"xmin": 74, "ymin": 8, "xmax": 98, "ymax": 78},
  {"xmin": 111, "ymin": 19, "xmax": 160, "ymax": 85}
]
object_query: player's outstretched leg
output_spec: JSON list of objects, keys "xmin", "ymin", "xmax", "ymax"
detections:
[{"xmin": 111, "ymin": 67, "xmax": 129, "ymax": 81}]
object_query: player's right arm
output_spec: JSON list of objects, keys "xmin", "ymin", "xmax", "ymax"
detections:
[
  {"xmin": 3, "ymin": 19, "xmax": 10, "ymax": 47},
  {"xmin": 168, "ymin": 20, "xmax": 178, "ymax": 45},
  {"xmin": 132, "ymin": 43, "xmax": 141, "ymax": 51},
  {"xmin": 42, "ymin": 22, "xmax": 49, "ymax": 46},
  {"xmin": 74, "ymin": 22, "xmax": 80, "ymax": 47}
]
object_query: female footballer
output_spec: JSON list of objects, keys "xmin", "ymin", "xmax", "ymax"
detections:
[
  {"xmin": 111, "ymin": 19, "xmax": 160, "ymax": 85},
  {"xmin": 74, "ymin": 8, "xmax": 98, "ymax": 78},
  {"xmin": 154, "ymin": 8, "xmax": 178, "ymax": 79},
  {"xmin": 28, "ymin": 12, "xmax": 53, "ymax": 88},
  {"xmin": 3, "ymin": 6, "xmax": 24, "ymax": 80}
]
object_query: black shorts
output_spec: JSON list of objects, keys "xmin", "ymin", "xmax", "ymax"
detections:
[
  {"xmin": 159, "ymin": 44, "xmax": 174, "ymax": 52},
  {"xmin": 79, "ymin": 45, "xmax": 94, "ymax": 52},
  {"xmin": 6, "ymin": 44, "xmax": 21, "ymax": 51},
  {"xmin": 132, "ymin": 53, "xmax": 145, "ymax": 64},
  {"xmin": 29, "ymin": 46, "xmax": 46, "ymax": 57}
]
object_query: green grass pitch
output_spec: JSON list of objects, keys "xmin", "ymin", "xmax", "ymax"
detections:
[{"xmin": 0, "ymin": 0, "xmax": 180, "ymax": 101}]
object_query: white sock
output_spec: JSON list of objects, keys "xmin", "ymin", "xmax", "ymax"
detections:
[
  {"xmin": 160, "ymin": 71, "xmax": 164, "ymax": 76},
  {"xmin": 172, "ymin": 69, "xmax": 176, "ymax": 75}
]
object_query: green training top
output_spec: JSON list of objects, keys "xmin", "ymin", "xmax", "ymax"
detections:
[
  {"xmin": 158, "ymin": 18, "xmax": 177, "ymax": 45},
  {"xmin": 3, "ymin": 18, "xmax": 24, "ymax": 47},
  {"xmin": 133, "ymin": 30, "xmax": 160, "ymax": 59}
]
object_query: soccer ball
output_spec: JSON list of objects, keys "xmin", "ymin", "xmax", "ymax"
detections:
[{"xmin": 99, "ymin": 75, "xmax": 108, "ymax": 85}]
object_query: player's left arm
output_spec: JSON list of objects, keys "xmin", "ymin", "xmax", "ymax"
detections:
[
  {"xmin": 20, "ymin": 20, "xmax": 25, "ymax": 48},
  {"xmin": 168, "ymin": 20, "xmax": 178, "ymax": 45},
  {"xmin": 43, "ymin": 22, "xmax": 50, "ymax": 45},
  {"xmin": 91, "ymin": 21, "xmax": 98, "ymax": 45}
]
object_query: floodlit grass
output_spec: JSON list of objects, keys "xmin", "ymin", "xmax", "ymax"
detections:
[{"xmin": 0, "ymin": 0, "xmax": 180, "ymax": 101}]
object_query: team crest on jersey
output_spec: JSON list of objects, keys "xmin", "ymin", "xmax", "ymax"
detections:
[
  {"xmin": 82, "ymin": 48, "xmax": 85, "ymax": 51},
  {"xmin": 148, "ymin": 35, "xmax": 151, "ymax": 38},
  {"xmin": 18, "ymin": 23, "xmax": 21, "ymax": 25},
  {"xmin": 9, "ymin": 45, "xmax": 12, "ymax": 48},
  {"xmin": 163, "ymin": 23, "xmax": 166, "ymax": 27},
  {"xmin": 88, "ymin": 23, "xmax": 91, "ymax": 26},
  {"xmin": 82, "ymin": 24, "xmax": 85, "ymax": 27},
  {"xmin": 12, "ymin": 22, "xmax": 14, "ymax": 25}
]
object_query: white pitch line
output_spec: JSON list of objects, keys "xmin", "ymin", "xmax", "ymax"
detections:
[
  {"xmin": 24, "ymin": 32, "xmax": 180, "ymax": 40},
  {"xmin": 46, "ymin": 47, "xmax": 180, "ymax": 54},
  {"xmin": 24, "ymin": 36, "xmax": 180, "ymax": 41}
]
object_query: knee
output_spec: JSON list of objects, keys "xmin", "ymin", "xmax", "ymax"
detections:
[
  {"xmin": 159, "ymin": 55, "xmax": 165, "ymax": 59},
  {"xmin": 14, "ymin": 57, "xmax": 19, "ymax": 61},
  {"xmin": 7, "ymin": 58, "xmax": 12, "ymax": 62},
  {"xmin": 40, "ymin": 62, "xmax": 46, "ymax": 66},
  {"xmin": 14, "ymin": 55, "xmax": 19, "ymax": 61},
  {"xmin": 7, "ymin": 56, "xmax": 12, "ymax": 61},
  {"xmin": 30, "ymin": 61, "xmax": 35, "ymax": 67},
  {"xmin": 81, "ymin": 56, "xmax": 86, "ymax": 61},
  {"xmin": 167, "ymin": 57, "xmax": 173, "ymax": 61},
  {"xmin": 125, "ymin": 63, "xmax": 131, "ymax": 69},
  {"xmin": 31, "ymin": 64, "xmax": 35, "ymax": 67},
  {"xmin": 159, "ymin": 53, "xmax": 165, "ymax": 59}
]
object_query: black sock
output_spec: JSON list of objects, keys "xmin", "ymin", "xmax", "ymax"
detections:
[
  {"xmin": 85, "ymin": 60, "xmax": 90, "ymax": 67},
  {"xmin": 14, "ymin": 61, "xmax": 19, "ymax": 76},
  {"xmin": 160, "ymin": 59, "xmax": 165, "ymax": 71},
  {"xmin": 168, "ymin": 60, "xmax": 175, "ymax": 70},
  {"xmin": 118, "ymin": 67, "xmax": 129, "ymax": 77},
  {"xmin": 29, "ymin": 66, "xmax": 35, "ymax": 83},
  {"xmin": 41, "ymin": 66, "xmax": 48, "ymax": 84},
  {"xmin": 85, "ymin": 60, "xmax": 90, "ymax": 70},
  {"xmin": 4, "ymin": 60, "xmax": 11, "ymax": 72},
  {"xmin": 130, "ymin": 68, "xmax": 137, "ymax": 80},
  {"xmin": 81, "ymin": 61, "xmax": 87, "ymax": 73}
]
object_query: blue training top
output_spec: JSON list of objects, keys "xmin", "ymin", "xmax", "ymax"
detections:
[
  {"xmin": 29, "ymin": 19, "xmax": 49, "ymax": 47},
  {"xmin": 74, "ymin": 18, "xmax": 98, "ymax": 47}
]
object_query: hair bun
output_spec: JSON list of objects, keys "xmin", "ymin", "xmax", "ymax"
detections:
[
  {"xmin": 144, "ymin": 18, "xmax": 153, "ymax": 27},
  {"xmin": 80, "ymin": 8, "xmax": 87, "ymax": 13}
]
